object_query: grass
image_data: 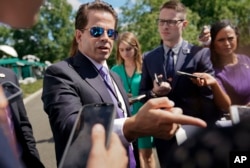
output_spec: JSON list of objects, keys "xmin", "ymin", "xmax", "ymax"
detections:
[{"xmin": 20, "ymin": 79, "xmax": 43, "ymax": 98}]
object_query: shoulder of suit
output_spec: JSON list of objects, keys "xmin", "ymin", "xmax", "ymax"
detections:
[
  {"xmin": 0, "ymin": 66, "xmax": 15, "ymax": 75},
  {"xmin": 46, "ymin": 58, "xmax": 71, "ymax": 72},
  {"xmin": 143, "ymin": 45, "xmax": 163, "ymax": 58}
]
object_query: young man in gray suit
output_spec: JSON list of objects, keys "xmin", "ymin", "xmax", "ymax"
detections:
[{"xmin": 139, "ymin": 1, "xmax": 221, "ymax": 167}]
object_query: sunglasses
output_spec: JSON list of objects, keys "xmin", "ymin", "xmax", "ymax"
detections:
[{"xmin": 82, "ymin": 26, "xmax": 118, "ymax": 40}]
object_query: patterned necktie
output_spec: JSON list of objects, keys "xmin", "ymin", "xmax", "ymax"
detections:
[
  {"xmin": 166, "ymin": 49, "xmax": 175, "ymax": 79},
  {"xmin": 99, "ymin": 66, "xmax": 136, "ymax": 168}
]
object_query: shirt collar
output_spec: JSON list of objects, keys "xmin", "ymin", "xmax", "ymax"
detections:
[
  {"xmin": 81, "ymin": 52, "xmax": 109, "ymax": 71},
  {"xmin": 163, "ymin": 39, "xmax": 183, "ymax": 55}
]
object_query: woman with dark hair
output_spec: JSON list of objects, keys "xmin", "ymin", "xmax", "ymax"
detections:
[
  {"xmin": 209, "ymin": 20, "xmax": 250, "ymax": 106},
  {"xmin": 196, "ymin": 20, "xmax": 250, "ymax": 109}
]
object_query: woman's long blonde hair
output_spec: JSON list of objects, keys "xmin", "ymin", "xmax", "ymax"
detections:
[{"xmin": 115, "ymin": 32, "xmax": 142, "ymax": 73}]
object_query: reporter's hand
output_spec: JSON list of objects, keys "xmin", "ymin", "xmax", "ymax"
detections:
[
  {"xmin": 191, "ymin": 73, "xmax": 216, "ymax": 87},
  {"xmin": 153, "ymin": 74, "xmax": 171, "ymax": 96},
  {"xmin": 123, "ymin": 97, "xmax": 207, "ymax": 141},
  {"xmin": 199, "ymin": 25, "xmax": 211, "ymax": 46},
  {"xmin": 87, "ymin": 124, "xmax": 128, "ymax": 168}
]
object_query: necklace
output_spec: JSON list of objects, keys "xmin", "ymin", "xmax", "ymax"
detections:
[{"xmin": 123, "ymin": 65, "xmax": 136, "ymax": 94}]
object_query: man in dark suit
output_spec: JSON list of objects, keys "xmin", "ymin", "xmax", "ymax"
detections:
[
  {"xmin": 0, "ymin": 85, "xmax": 23, "ymax": 168},
  {"xmin": 139, "ymin": 1, "xmax": 221, "ymax": 167},
  {"xmin": 42, "ymin": 1, "xmax": 207, "ymax": 167},
  {"xmin": 0, "ymin": 0, "xmax": 45, "ymax": 167},
  {"xmin": 0, "ymin": 67, "xmax": 44, "ymax": 168}
]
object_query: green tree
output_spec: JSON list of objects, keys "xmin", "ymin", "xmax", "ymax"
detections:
[
  {"xmin": 0, "ymin": 0, "xmax": 74, "ymax": 63},
  {"xmin": 119, "ymin": 0, "xmax": 162, "ymax": 53},
  {"xmin": 182, "ymin": 0, "xmax": 250, "ymax": 47}
]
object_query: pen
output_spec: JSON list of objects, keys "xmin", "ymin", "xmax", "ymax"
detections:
[{"xmin": 154, "ymin": 73, "xmax": 161, "ymax": 86}]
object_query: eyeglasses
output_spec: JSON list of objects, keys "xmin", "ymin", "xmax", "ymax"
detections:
[
  {"xmin": 156, "ymin": 19, "xmax": 184, "ymax": 27},
  {"xmin": 82, "ymin": 26, "xmax": 118, "ymax": 40}
]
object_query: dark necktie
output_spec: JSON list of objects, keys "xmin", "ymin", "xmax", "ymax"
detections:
[
  {"xmin": 99, "ymin": 67, "xmax": 136, "ymax": 168},
  {"xmin": 166, "ymin": 49, "xmax": 175, "ymax": 79}
]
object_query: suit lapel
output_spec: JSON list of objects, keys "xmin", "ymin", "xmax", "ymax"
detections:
[
  {"xmin": 70, "ymin": 52, "xmax": 113, "ymax": 104},
  {"xmin": 175, "ymin": 40, "xmax": 191, "ymax": 71},
  {"xmin": 172, "ymin": 41, "xmax": 193, "ymax": 89},
  {"xmin": 68, "ymin": 52, "xmax": 131, "ymax": 116},
  {"xmin": 110, "ymin": 72, "xmax": 131, "ymax": 116}
]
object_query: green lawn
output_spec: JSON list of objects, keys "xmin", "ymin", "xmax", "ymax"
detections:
[{"xmin": 20, "ymin": 79, "xmax": 43, "ymax": 98}]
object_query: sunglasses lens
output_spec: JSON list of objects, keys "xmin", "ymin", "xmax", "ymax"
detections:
[
  {"xmin": 90, "ymin": 27, "xmax": 104, "ymax": 37},
  {"xmin": 107, "ymin": 29, "xmax": 114, "ymax": 37},
  {"xmin": 89, "ymin": 27, "xmax": 117, "ymax": 39}
]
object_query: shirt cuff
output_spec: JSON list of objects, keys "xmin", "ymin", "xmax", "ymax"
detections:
[
  {"xmin": 113, "ymin": 118, "xmax": 130, "ymax": 147},
  {"xmin": 175, "ymin": 126, "xmax": 187, "ymax": 145}
]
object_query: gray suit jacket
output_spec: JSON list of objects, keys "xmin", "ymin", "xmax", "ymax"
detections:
[{"xmin": 42, "ymin": 51, "xmax": 131, "ymax": 164}]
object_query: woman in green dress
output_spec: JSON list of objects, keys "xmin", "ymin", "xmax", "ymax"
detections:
[{"xmin": 111, "ymin": 32, "xmax": 156, "ymax": 168}]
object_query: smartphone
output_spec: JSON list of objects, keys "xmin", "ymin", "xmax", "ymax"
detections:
[
  {"xmin": 154, "ymin": 73, "xmax": 162, "ymax": 86},
  {"xmin": 59, "ymin": 103, "xmax": 116, "ymax": 168},
  {"xmin": 230, "ymin": 105, "xmax": 250, "ymax": 124},
  {"xmin": 176, "ymin": 71, "xmax": 204, "ymax": 79},
  {"xmin": 129, "ymin": 94, "xmax": 146, "ymax": 104},
  {"xmin": 1, "ymin": 81, "xmax": 22, "ymax": 103}
]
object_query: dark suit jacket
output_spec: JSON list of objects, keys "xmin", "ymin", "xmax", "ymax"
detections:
[
  {"xmin": 42, "ymin": 51, "xmax": 134, "ymax": 165},
  {"xmin": 0, "ymin": 67, "xmax": 44, "ymax": 168},
  {"xmin": 0, "ymin": 127, "xmax": 24, "ymax": 168},
  {"xmin": 139, "ymin": 41, "xmax": 221, "ymax": 167}
]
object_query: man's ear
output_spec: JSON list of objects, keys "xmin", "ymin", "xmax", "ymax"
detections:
[
  {"xmin": 75, "ymin": 29, "xmax": 82, "ymax": 43},
  {"xmin": 182, "ymin": 20, "xmax": 188, "ymax": 30}
]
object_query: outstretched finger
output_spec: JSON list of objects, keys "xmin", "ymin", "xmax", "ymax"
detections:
[{"xmin": 166, "ymin": 113, "xmax": 207, "ymax": 128}]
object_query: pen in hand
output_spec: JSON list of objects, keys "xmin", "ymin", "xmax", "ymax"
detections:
[{"xmin": 154, "ymin": 73, "xmax": 162, "ymax": 86}]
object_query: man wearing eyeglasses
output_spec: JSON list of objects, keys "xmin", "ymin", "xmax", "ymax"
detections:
[
  {"xmin": 139, "ymin": 1, "xmax": 221, "ymax": 167},
  {"xmin": 42, "ymin": 1, "xmax": 207, "ymax": 168}
]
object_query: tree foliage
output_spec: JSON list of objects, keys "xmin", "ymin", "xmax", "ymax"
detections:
[
  {"xmin": 182, "ymin": 0, "xmax": 250, "ymax": 47},
  {"xmin": 0, "ymin": 0, "xmax": 74, "ymax": 63}
]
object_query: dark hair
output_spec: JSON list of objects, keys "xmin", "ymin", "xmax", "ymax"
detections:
[
  {"xmin": 160, "ymin": 0, "xmax": 187, "ymax": 19},
  {"xmin": 115, "ymin": 32, "xmax": 142, "ymax": 73},
  {"xmin": 210, "ymin": 20, "xmax": 239, "ymax": 67},
  {"xmin": 69, "ymin": 0, "xmax": 118, "ymax": 56}
]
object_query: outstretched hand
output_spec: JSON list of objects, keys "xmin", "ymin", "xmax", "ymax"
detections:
[
  {"xmin": 191, "ymin": 72, "xmax": 217, "ymax": 87},
  {"xmin": 124, "ymin": 97, "xmax": 207, "ymax": 141}
]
